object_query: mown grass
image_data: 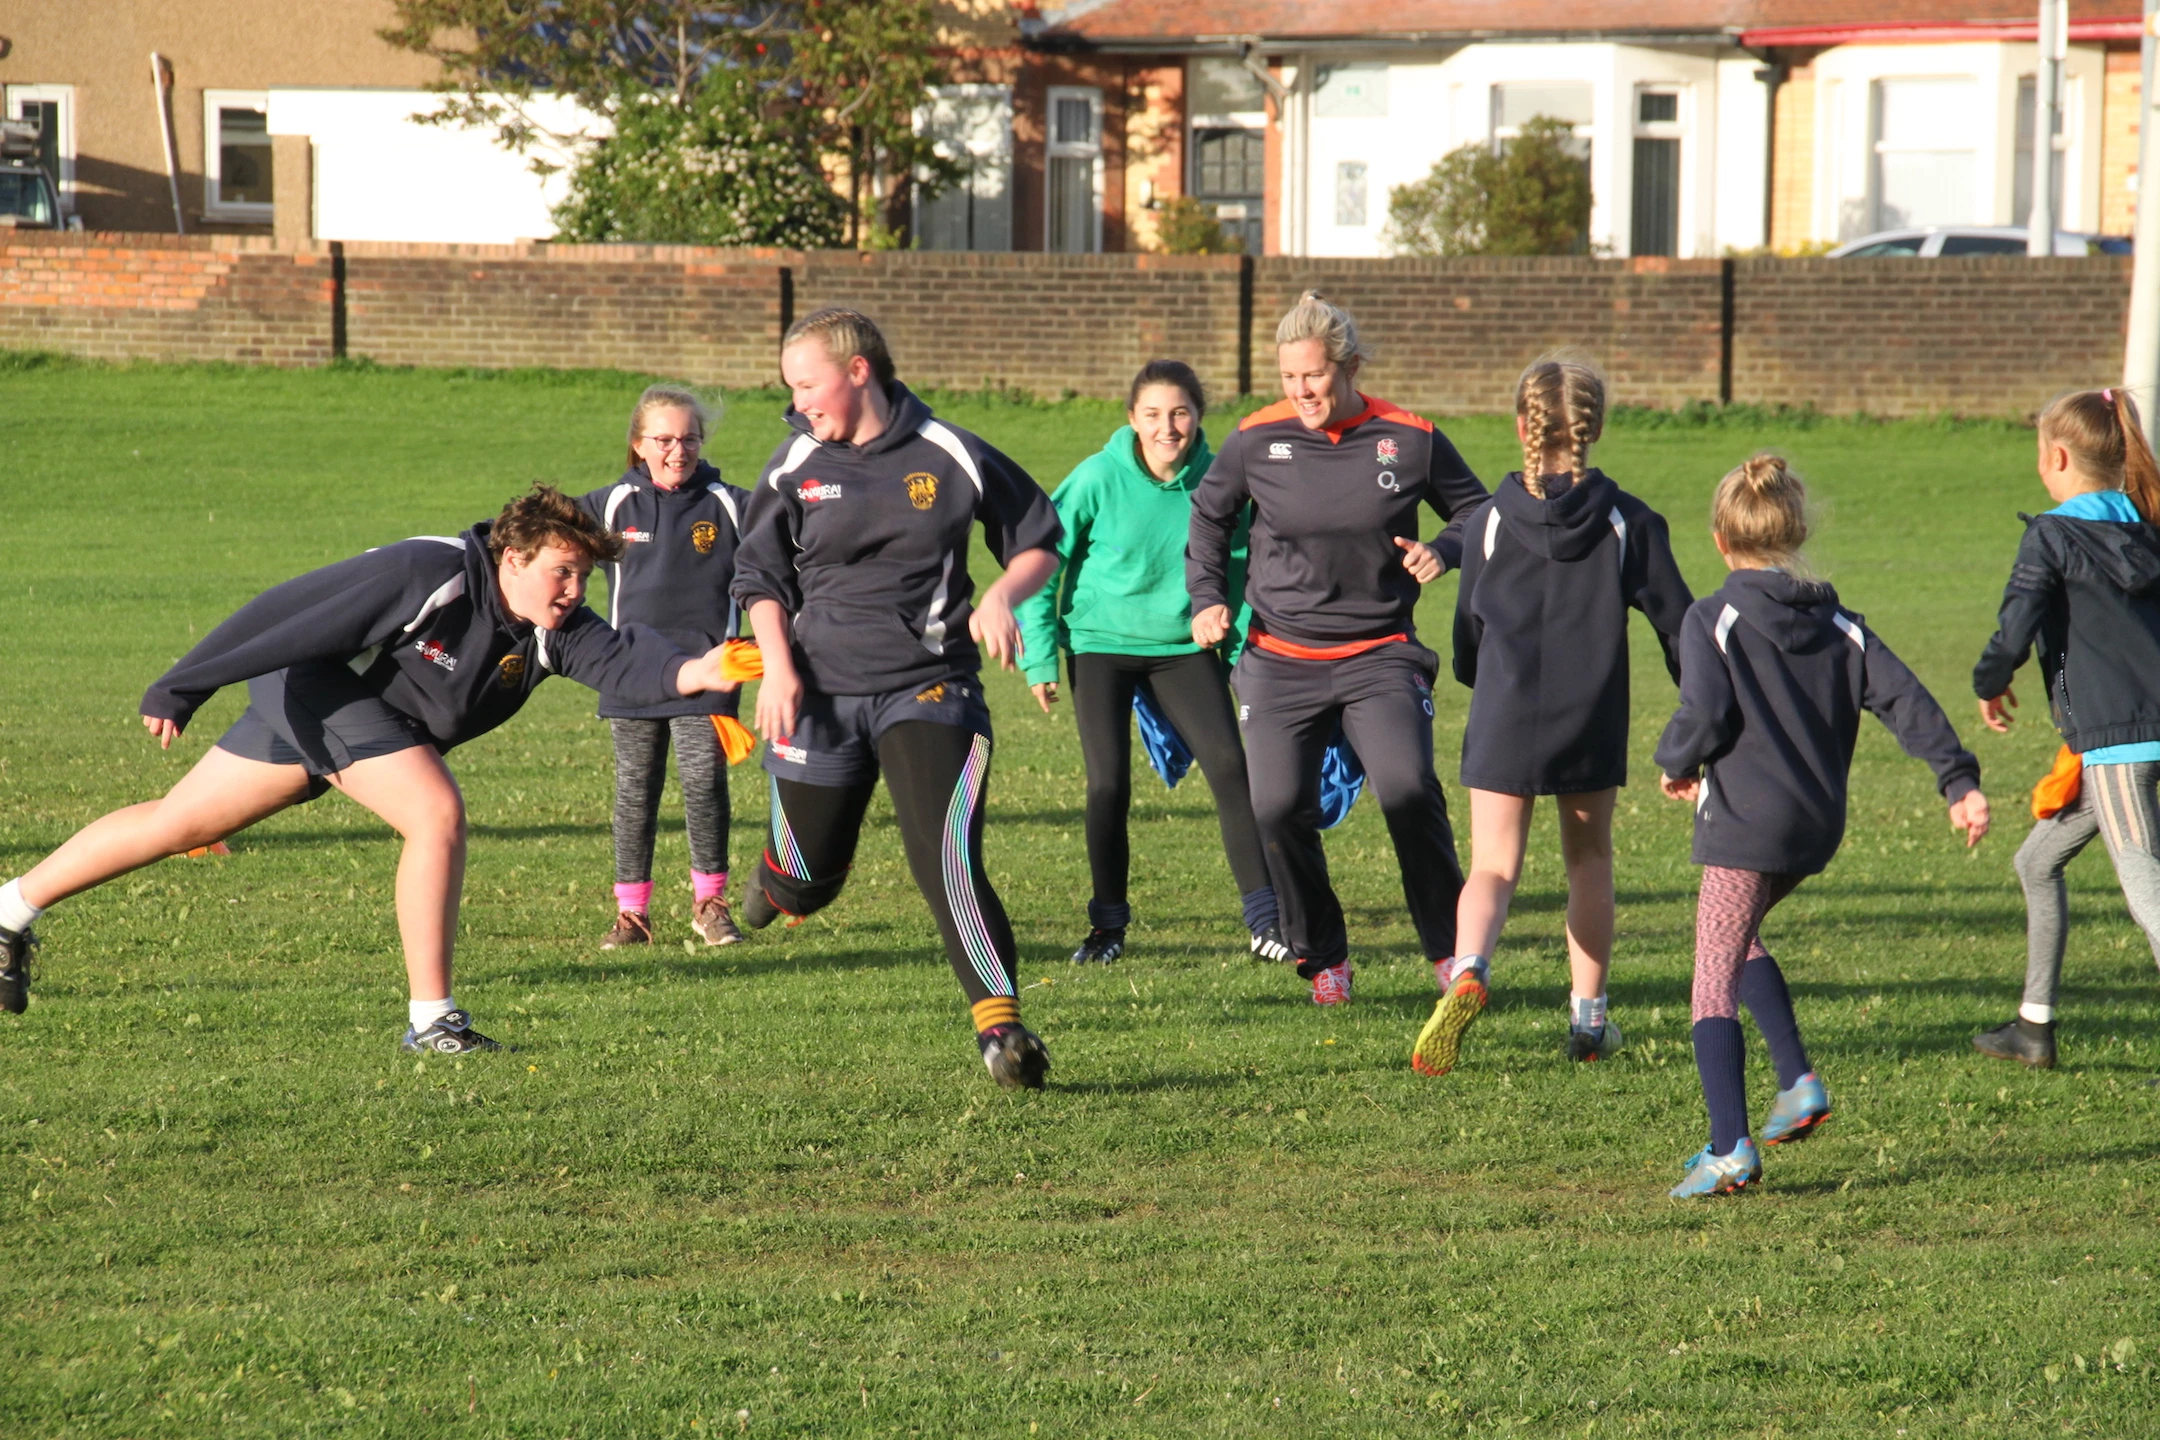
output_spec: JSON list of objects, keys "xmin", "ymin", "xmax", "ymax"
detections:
[{"xmin": 0, "ymin": 356, "xmax": 2155, "ymax": 1438}]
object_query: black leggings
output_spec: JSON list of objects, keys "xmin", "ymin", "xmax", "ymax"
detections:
[
  {"xmin": 609, "ymin": 716, "xmax": 729, "ymax": 881},
  {"xmin": 759, "ymin": 721, "xmax": 1018, "ymax": 1010},
  {"xmin": 1069, "ymin": 650, "xmax": 1270, "ymax": 913}
]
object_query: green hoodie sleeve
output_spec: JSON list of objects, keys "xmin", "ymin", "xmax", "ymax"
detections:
[{"xmin": 1017, "ymin": 458, "xmax": 1102, "ymax": 685}]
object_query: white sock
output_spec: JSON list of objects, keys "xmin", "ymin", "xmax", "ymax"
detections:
[
  {"xmin": 409, "ymin": 996, "xmax": 458, "ymax": 1030},
  {"xmin": 1448, "ymin": 954, "xmax": 1488, "ymax": 985},
  {"xmin": 2018, "ymin": 1002, "xmax": 2054, "ymax": 1026},
  {"xmin": 1571, "ymin": 993, "xmax": 1608, "ymax": 1031},
  {"xmin": 0, "ymin": 879, "xmax": 44, "ymax": 936}
]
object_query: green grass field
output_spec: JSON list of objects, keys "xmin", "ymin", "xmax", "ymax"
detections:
[{"xmin": 1, "ymin": 355, "xmax": 2156, "ymax": 1438}]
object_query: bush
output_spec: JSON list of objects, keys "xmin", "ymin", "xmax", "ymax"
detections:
[
  {"xmin": 1154, "ymin": 196, "xmax": 1245, "ymax": 255},
  {"xmin": 1385, "ymin": 116, "xmax": 1592, "ymax": 257},
  {"xmin": 551, "ymin": 68, "xmax": 847, "ymax": 248}
]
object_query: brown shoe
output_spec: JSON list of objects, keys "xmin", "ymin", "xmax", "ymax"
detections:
[
  {"xmin": 601, "ymin": 911, "xmax": 653, "ymax": 950},
  {"xmin": 692, "ymin": 895, "xmax": 743, "ymax": 946}
]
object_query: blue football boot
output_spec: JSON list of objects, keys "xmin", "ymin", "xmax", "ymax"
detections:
[
  {"xmin": 1759, "ymin": 1072, "xmax": 1832, "ymax": 1145},
  {"xmin": 1669, "ymin": 1137, "xmax": 1762, "ymax": 1198}
]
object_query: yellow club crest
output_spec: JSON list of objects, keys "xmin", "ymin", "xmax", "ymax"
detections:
[
  {"xmin": 497, "ymin": 654, "xmax": 527, "ymax": 690},
  {"xmin": 904, "ymin": 471, "xmax": 938, "ymax": 511},
  {"xmin": 691, "ymin": 520, "xmax": 717, "ymax": 554}
]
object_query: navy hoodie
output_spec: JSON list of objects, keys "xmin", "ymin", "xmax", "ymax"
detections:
[
  {"xmin": 140, "ymin": 522, "xmax": 691, "ymax": 752},
  {"xmin": 731, "ymin": 383, "xmax": 1062, "ymax": 697},
  {"xmin": 1452, "ymin": 470, "xmax": 1692, "ymax": 795},
  {"xmin": 575, "ymin": 459, "xmax": 748, "ymax": 720},
  {"xmin": 1655, "ymin": 569, "xmax": 1979, "ymax": 876},
  {"xmin": 1971, "ymin": 509, "xmax": 2160, "ymax": 751}
]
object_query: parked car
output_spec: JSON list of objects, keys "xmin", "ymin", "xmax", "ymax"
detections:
[
  {"xmin": 0, "ymin": 119, "xmax": 61, "ymax": 230},
  {"xmin": 1828, "ymin": 226, "xmax": 2131, "ymax": 257}
]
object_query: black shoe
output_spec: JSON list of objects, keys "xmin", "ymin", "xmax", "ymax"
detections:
[
  {"xmin": 1249, "ymin": 924, "xmax": 1291, "ymax": 963},
  {"xmin": 1071, "ymin": 926, "xmax": 1124, "ymax": 964},
  {"xmin": 0, "ymin": 925, "xmax": 32, "ymax": 1015},
  {"xmin": 1973, "ymin": 1016, "xmax": 2055, "ymax": 1069},
  {"xmin": 400, "ymin": 1010, "xmax": 503, "ymax": 1055},
  {"xmin": 979, "ymin": 1023, "xmax": 1051, "ymax": 1090},
  {"xmin": 743, "ymin": 871, "xmax": 781, "ymax": 931}
]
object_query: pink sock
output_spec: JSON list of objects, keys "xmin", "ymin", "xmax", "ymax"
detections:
[
  {"xmin": 691, "ymin": 870, "xmax": 728, "ymax": 903},
  {"xmin": 613, "ymin": 880, "xmax": 654, "ymax": 914}
]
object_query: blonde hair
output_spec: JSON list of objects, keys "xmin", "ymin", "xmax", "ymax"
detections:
[
  {"xmin": 1515, "ymin": 358, "xmax": 1606, "ymax": 499},
  {"xmin": 2037, "ymin": 388, "xmax": 2160, "ymax": 525},
  {"xmin": 1713, "ymin": 452, "xmax": 1812, "ymax": 573},
  {"xmin": 626, "ymin": 384, "xmax": 709, "ymax": 469},
  {"xmin": 783, "ymin": 306, "xmax": 896, "ymax": 387},
  {"xmin": 1275, "ymin": 289, "xmax": 1368, "ymax": 368}
]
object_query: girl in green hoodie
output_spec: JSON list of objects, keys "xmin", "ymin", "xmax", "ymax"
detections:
[{"xmin": 1018, "ymin": 360, "xmax": 1281, "ymax": 964}]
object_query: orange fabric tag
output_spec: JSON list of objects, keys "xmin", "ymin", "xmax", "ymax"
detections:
[
  {"xmin": 711, "ymin": 714, "xmax": 759, "ymax": 766},
  {"xmin": 719, "ymin": 638, "xmax": 764, "ymax": 683},
  {"xmin": 2032, "ymin": 744, "xmax": 2083, "ymax": 820}
]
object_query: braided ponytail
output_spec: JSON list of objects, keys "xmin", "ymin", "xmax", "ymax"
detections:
[{"xmin": 1514, "ymin": 358, "xmax": 1606, "ymax": 500}]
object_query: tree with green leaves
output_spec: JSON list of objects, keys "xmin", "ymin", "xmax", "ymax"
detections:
[
  {"xmin": 381, "ymin": 0, "xmax": 960, "ymax": 246},
  {"xmin": 550, "ymin": 66, "xmax": 847, "ymax": 246},
  {"xmin": 1152, "ymin": 196, "xmax": 1244, "ymax": 256},
  {"xmin": 1385, "ymin": 116, "xmax": 1593, "ymax": 257}
]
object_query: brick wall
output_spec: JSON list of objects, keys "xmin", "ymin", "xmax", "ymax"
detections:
[
  {"xmin": 1730, "ymin": 256, "xmax": 2130, "ymax": 416},
  {"xmin": 793, "ymin": 251, "xmax": 1245, "ymax": 400},
  {"xmin": 340, "ymin": 242, "xmax": 786, "ymax": 386},
  {"xmin": 1254, "ymin": 257, "xmax": 1726, "ymax": 412},
  {"xmin": 0, "ymin": 233, "xmax": 2135, "ymax": 418},
  {"xmin": 0, "ymin": 234, "xmax": 335, "ymax": 365}
]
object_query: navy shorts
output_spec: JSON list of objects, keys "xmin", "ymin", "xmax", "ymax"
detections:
[
  {"xmin": 215, "ymin": 665, "xmax": 430, "ymax": 799},
  {"xmin": 762, "ymin": 675, "xmax": 992, "ymax": 787}
]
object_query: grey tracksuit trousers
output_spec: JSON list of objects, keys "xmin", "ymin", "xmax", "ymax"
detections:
[{"xmin": 2015, "ymin": 764, "xmax": 2160, "ymax": 1010}]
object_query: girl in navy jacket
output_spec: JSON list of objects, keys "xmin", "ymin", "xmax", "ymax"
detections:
[
  {"xmin": 1413, "ymin": 359, "xmax": 1692, "ymax": 1080},
  {"xmin": 576, "ymin": 386, "xmax": 751, "ymax": 952},
  {"xmin": 0, "ymin": 488, "xmax": 735, "ymax": 1052},
  {"xmin": 1655, "ymin": 455, "xmax": 1988, "ymax": 1197}
]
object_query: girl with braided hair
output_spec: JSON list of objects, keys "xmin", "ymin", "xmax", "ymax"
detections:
[{"xmin": 1412, "ymin": 358, "xmax": 1694, "ymax": 1077}]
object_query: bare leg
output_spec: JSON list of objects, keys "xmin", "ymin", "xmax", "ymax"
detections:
[
  {"xmin": 18, "ymin": 746, "xmax": 313, "ymax": 909},
  {"xmin": 1454, "ymin": 789, "xmax": 1535, "ymax": 961},
  {"xmin": 326, "ymin": 747, "xmax": 466, "ymax": 1004},
  {"xmin": 1556, "ymin": 788, "xmax": 1618, "ymax": 1000}
]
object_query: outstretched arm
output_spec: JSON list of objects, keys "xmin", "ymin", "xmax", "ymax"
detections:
[{"xmin": 971, "ymin": 547, "xmax": 1061, "ymax": 672}]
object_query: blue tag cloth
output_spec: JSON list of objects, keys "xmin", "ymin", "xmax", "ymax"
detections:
[
  {"xmin": 1134, "ymin": 684, "xmax": 1194, "ymax": 789},
  {"xmin": 1319, "ymin": 724, "xmax": 1365, "ymax": 829}
]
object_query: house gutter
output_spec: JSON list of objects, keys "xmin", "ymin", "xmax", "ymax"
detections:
[
  {"xmin": 1030, "ymin": 31, "xmax": 1740, "ymax": 55},
  {"xmin": 1740, "ymin": 19, "xmax": 2140, "ymax": 47}
]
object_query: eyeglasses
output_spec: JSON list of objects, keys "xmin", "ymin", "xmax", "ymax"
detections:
[{"xmin": 645, "ymin": 435, "xmax": 702, "ymax": 451}]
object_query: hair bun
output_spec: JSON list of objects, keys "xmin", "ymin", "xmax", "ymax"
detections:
[
  {"xmin": 1299, "ymin": 288, "xmax": 1328, "ymax": 304},
  {"xmin": 1742, "ymin": 453, "xmax": 1789, "ymax": 491}
]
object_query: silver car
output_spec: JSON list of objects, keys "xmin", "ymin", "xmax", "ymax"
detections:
[{"xmin": 1828, "ymin": 226, "xmax": 2131, "ymax": 257}]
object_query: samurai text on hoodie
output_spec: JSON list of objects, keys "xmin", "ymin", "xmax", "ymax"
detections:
[
  {"xmin": 731, "ymin": 383, "xmax": 1062, "ymax": 697},
  {"xmin": 1655, "ymin": 569, "xmax": 1979, "ymax": 875},
  {"xmin": 1452, "ymin": 470, "xmax": 1692, "ymax": 795}
]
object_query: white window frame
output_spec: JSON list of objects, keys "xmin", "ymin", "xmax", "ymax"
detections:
[
  {"xmin": 1868, "ymin": 73, "xmax": 1982, "ymax": 234},
  {"xmin": 203, "ymin": 88, "xmax": 273, "ymax": 223},
  {"xmin": 1630, "ymin": 83, "xmax": 1688, "ymax": 257},
  {"xmin": 4, "ymin": 84, "xmax": 76, "ymax": 213},
  {"xmin": 1044, "ymin": 85, "xmax": 1104, "ymax": 254}
]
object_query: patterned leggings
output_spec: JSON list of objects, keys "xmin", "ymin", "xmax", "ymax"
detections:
[{"xmin": 1692, "ymin": 866, "xmax": 1804, "ymax": 1021}]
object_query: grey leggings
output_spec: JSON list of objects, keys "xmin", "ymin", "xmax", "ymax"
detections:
[
  {"xmin": 610, "ymin": 716, "xmax": 730, "ymax": 882},
  {"xmin": 2015, "ymin": 763, "xmax": 2160, "ymax": 1010}
]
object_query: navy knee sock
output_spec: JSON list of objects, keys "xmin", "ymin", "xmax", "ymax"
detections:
[
  {"xmin": 1087, "ymin": 899, "xmax": 1131, "ymax": 931},
  {"xmin": 1692, "ymin": 1017, "xmax": 1749, "ymax": 1157},
  {"xmin": 1240, "ymin": 885, "xmax": 1279, "ymax": 934},
  {"xmin": 1740, "ymin": 954, "xmax": 1812, "ymax": 1089}
]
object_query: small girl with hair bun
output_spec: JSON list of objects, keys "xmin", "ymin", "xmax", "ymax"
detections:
[
  {"xmin": 1972, "ymin": 388, "xmax": 2160, "ymax": 1071},
  {"xmin": 1657, "ymin": 454, "xmax": 1988, "ymax": 1197},
  {"xmin": 1411, "ymin": 358, "xmax": 1692, "ymax": 1079}
]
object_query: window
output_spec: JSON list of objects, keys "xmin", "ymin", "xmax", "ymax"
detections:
[
  {"xmin": 1842, "ymin": 237, "xmax": 1923, "ymax": 256},
  {"xmin": 1631, "ymin": 86, "xmax": 1683, "ymax": 257},
  {"xmin": 3, "ymin": 84, "xmax": 74, "ymax": 212},
  {"xmin": 1316, "ymin": 64, "xmax": 1388, "ymax": 119},
  {"xmin": 1870, "ymin": 77, "xmax": 1977, "ymax": 230},
  {"xmin": 1335, "ymin": 161, "xmax": 1368, "ymax": 227},
  {"xmin": 1938, "ymin": 234, "xmax": 2028, "ymax": 255},
  {"xmin": 916, "ymin": 85, "xmax": 1012, "ymax": 252},
  {"xmin": 1191, "ymin": 127, "xmax": 1264, "ymax": 253},
  {"xmin": 2013, "ymin": 74, "xmax": 2069, "ymax": 229},
  {"xmin": 1045, "ymin": 86, "xmax": 1101, "ymax": 254},
  {"xmin": 1188, "ymin": 57, "xmax": 1266, "ymax": 124},
  {"xmin": 203, "ymin": 90, "xmax": 273, "ymax": 222}
]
